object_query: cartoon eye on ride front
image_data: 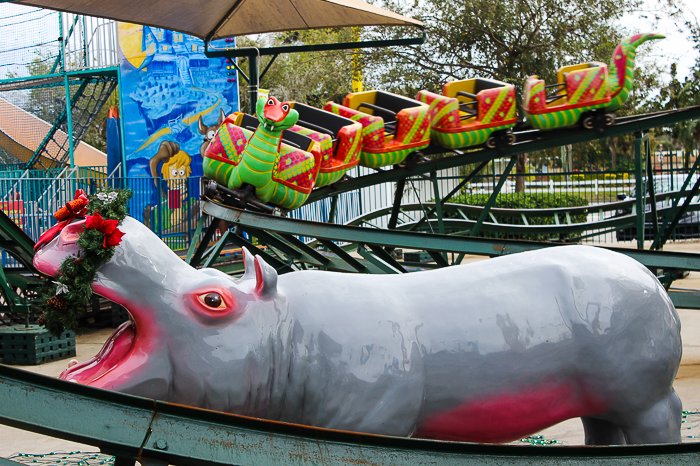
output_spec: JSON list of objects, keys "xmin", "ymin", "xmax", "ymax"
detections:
[
  {"xmin": 171, "ymin": 168, "xmax": 178, "ymax": 177},
  {"xmin": 178, "ymin": 169, "xmax": 185, "ymax": 177},
  {"xmin": 267, "ymin": 98, "xmax": 275, "ymax": 106},
  {"xmin": 282, "ymin": 104, "xmax": 289, "ymax": 112}
]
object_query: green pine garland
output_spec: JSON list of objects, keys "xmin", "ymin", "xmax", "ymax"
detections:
[{"xmin": 39, "ymin": 188, "xmax": 132, "ymax": 336}]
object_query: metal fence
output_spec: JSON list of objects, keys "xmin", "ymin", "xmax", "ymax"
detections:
[
  {"xmin": 314, "ymin": 164, "xmax": 700, "ymax": 245},
  {"xmin": 0, "ymin": 175, "xmax": 204, "ymax": 267},
  {"xmin": 2, "ymin": 163, "xmax": 700, "ymax": 268},
  {"xmin": 0, "ymin": 4, "xmax": 118, "ymax": 80}
]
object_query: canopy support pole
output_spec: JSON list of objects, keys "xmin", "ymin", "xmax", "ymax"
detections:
[{"xmin": 204, "ymin": 31, "xmax": 425, "ymax": 109}]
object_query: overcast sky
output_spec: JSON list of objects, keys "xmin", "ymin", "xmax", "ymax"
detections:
[{"xmin": 624, "ymin": 0, "xmax": 700, "ymax": 82}]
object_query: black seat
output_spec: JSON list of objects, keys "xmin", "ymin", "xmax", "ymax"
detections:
[
  {"xmin": 455, "ymin": 91, "xmax": 477, "ymax": 120},
  {"xmin": 545, "ymin": 73, "xmax": 568, "ymax": 104},
  {"xmin": 292, "ymin": 102, "xmax": 359, "ymax": 156},
  {"xmin": 473, "ymin": 78, "xmax": 503, "ymax": 93},
  {"xmin": 363, "ymin": 91, "xmax": 424, "ymax": 136}
]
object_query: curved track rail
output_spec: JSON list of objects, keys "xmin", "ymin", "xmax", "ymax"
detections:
[
  {"xmin": 304, "ymin": 106, "xmax": 700, "ymax": 205},
  {"xmin": 197, "ymin": 201, "xmax": 700, "ymax": 309},
  {"xmin": 2, "ymin": 364, "xmax": 700, "ymax": 465}
]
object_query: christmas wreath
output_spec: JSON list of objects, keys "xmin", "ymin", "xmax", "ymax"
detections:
[{"xmin": 37, "ymin": 187, "xmax": 132, "ymax": 336}]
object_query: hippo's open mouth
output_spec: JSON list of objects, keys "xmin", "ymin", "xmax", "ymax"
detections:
[{"xmin": 58, "ymin": 318, "xmax": 136, "ymax": 384}]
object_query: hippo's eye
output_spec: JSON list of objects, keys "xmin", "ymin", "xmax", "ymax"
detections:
[
  {"xmin": 267, "ymin": 98, "xmax": 274, "ymax": 106},
  {"xmin": 281, "ymin": 104, "xmax": 289, "ymax": 112},
  {"xmin": 198, "ymin": 292, "xmax": 226, "ymax": 310}
]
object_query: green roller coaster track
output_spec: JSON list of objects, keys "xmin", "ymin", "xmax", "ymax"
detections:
[
  {"xmin": 192, "ymin": 105, "xmax": 700, "ymax": 305},
  {"xmin": 0, "ymin": 362, "xmax": 699, "ymax": 465}
]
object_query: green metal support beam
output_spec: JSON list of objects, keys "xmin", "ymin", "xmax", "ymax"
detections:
[
  {"xmin": 408, "ymin": 159, "xmax": 489, "ymax": 233},
  {"xmin": 328, "ymin": 195, "xmax": 339, "ymax": 224},
  {"xmin": 645, "ymin": 136, "xmax": 658, "ymax": 243},
  {"xmin": 247, "ymin": 228, "xmax": 302, "ymax": 260},
  {"xmin": 185, "ymin": 215, "xmax": 207, "ymax": 264},
  {"xmin": 430, "ymin": 172, "xmax": 445, "ymax": 235},
  {"xmin": 365, "ymin": 243, "xmax": 407, "ymax": 273},
  {"xmin": 357, "ymin": 244, "xmax": 402, "ymax": 274},
  {"xmin": 201, "ymin": 231, "xmax": 233, "ymax": 268},
  {"xmin": 318, "ymin": 239, "xmax": 368, "ymax": 273},
  {"xmin": 0, "ymin": 210, "xmax": 36, "ymax": 270},
  {"xmin": 652, "ymin": 155, "xmax": 700, "ymax": 249},
  {"xmin": 205, "ymin": 33, "xmax": 426, "ymax": 58},
  {"xmin": 0, "ymin": 264, "xmax": 31, "ymax": 314},
  {"xmin": 186, "ymin": 220, "xmax": 219, "ymax": 267},
  {"xmin": 634, "ymin": 132, "xmax": 646, "ymax": 249},
  {"xmin": 203, "ymin": 201, "xmax": 700, "ymax": 274},
  {"xmin": 387, "ymin": 179, "xmax": 406, "ymax": 230},
  {"xmin": 470, "ymin": 156, "xmax": 517, "ymax": 237},
  {"xmin": 223, "ymin": 233, "xmax": 289, "ymax": 271},
  {"xmin": 276, "ymin": 232, "xmax": 331, "ymax": 266}
]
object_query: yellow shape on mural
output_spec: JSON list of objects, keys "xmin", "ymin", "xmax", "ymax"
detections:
[{"xmin": 118, "ymin": 23, "xmax": 148, "ymax": 70}]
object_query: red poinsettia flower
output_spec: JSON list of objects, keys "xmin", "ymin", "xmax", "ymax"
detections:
[{"xmin": 85, "ymin": 212, "xmax": 125, "ymax": 248}]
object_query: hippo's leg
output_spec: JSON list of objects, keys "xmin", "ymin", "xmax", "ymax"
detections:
[
  {"xmin": 619, "ymin": 390, "xmax": 683, "ymax": 444},
  {"xmin": 581, "ymin": 417, "xmax": 627, "ymax": 445}
]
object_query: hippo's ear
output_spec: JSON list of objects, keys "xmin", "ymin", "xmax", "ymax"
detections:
[
  {"xmin": 254, "ymin": 255, "xmax": 277, "ymax": 298},
  {"xmin": 240, "ymin": 247, "xmax": 256, "ymax": 281}
]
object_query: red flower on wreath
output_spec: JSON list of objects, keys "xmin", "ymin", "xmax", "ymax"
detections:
[{"xmin": 85, "ymin": 212, "xmax": 125, "ymax": 248}]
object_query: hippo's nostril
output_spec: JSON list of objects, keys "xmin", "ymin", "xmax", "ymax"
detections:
[{"xmin": 60, "ymin": 219, "xmax": 87, "ymax": 245}]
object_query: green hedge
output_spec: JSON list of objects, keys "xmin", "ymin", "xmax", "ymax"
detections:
[{"xmin": 447, "ymin": 192, "xmax": 589, "ymax": 241}]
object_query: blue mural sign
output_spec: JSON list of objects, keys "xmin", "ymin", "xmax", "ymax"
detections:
[{"xmin": 117, "ymin": 24, "xmax": 239, "ymax": 226}]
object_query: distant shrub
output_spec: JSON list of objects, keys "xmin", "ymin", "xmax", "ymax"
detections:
[{"xmin": 447, "ymin": 192, "xmax": 589, "ymax": 241}]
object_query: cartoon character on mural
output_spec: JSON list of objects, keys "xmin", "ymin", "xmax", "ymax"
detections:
[
  {"xmin": 146, "ymin": 140, "xmax": 197, "ymax": 231},
  {"xmin": 199, "ymin": 109, "xmax": 226, "ymax": 158}
]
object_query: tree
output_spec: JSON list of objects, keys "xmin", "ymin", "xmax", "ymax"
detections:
[
  {"xmin": 358, "ymin": 0, "xmax": 650, "ymax": 189},
  {"xmin": 362, "ymin": 0, "xmax": 640, "ymax": 96},
  {"xmin": 652, "ymin": 9, "xmax": 700, "ymax": 169},
  {"xmin": 7, "ymin": 50, "xmax": 66, "ymax": 123},
  {"xmin": 236, "ymin": 29, "xmax": 357, "ymax": 111},
  {"xmin": 658, "ymin": 67, "xmax": 700, "ymax": 168},
  {"xmin": 81, "ymin": 91, "xmax": 118, "ymax": 153}
]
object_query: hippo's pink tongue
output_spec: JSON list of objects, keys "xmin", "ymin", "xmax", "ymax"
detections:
[{"xmin": 59, "ymin": 319, "xmax": 135, "ymax": 384}]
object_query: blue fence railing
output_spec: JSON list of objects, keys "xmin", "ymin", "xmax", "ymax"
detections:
[{"xmin": 0, "ymin": 176, "xmax": 204, "ymax": 254}]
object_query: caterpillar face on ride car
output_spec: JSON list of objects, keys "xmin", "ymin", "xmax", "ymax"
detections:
[{"xmin": 202, "ymin": 96, "xmax": 321, "ymax": 210}]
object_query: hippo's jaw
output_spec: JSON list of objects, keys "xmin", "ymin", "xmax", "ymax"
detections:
[
  {"xmin": 33, "ymin": 217, "xmax": 179, "ymax": 392},
  {"xmin": 58, "ymin": 318, "xmax": 136, "ymax": 385}
]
